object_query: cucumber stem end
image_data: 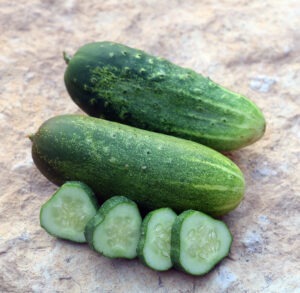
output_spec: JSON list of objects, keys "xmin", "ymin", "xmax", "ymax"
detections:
[
  {"xmin": 28, "ymin": 133, "xmax": 34, "ymax": 141},
  {"xmin": 63, "ymin": 51, "xmax": 72, "ymax": 64}
]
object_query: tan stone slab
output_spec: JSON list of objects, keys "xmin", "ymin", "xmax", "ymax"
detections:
[{"xmin": 1, "ymin": 0, "xmax": 299, "ymax": 292}]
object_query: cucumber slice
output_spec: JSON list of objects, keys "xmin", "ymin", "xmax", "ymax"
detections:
[
  {"xmin": 171, "ymin": 210, "xmax": 232, "ymax": 276},
  {"xmin": 40, "ymin": 181, "xmax": 99, "ymax": 243},
  {"xmin": 85, "ymin": 196, "xmax": 142, "ymax": 259},
  {"xmin": 137, "ymin": 208, "xmax": 177, "ymax": 271}
]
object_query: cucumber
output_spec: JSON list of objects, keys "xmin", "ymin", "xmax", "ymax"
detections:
[
  {"xmin": 84, "ymin": 196, "xmax": 142, "ymax": 259},
  {"xmin": 40, "ymin": 181, "xmax": 98, "ymax": 243},
  {"xmin": 64, "ymin": 41, "xmax": 266, "ymax": 151},
  {"xmin": 137, "ymin": 208, "xmax": 177, "ymax": 271},
  {"xmin": 171, "ymin": 210, "xmax": 232, "ymax": 276},
  {"xmin": 30, "ymin": 114, "xmax": 245, "ymax": 216}
]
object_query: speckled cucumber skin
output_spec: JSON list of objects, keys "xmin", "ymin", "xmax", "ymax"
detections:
[
  {"xmin": 64, "ymin": 42, "xmax": 266, "ymax": 151},
  {"xmin": 31, "ymin": 114, "xmax": 245, "ymax": 216}
]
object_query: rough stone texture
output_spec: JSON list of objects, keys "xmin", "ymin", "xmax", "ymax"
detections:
[{"xmin": 1, "ymin": 0, "xmax": 299, "ymax": 292}]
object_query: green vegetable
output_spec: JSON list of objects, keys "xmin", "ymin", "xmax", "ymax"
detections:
[
  {"xmin": 84, "ymin": 196, "xmax": 142, "ymax": 259},
  {"xmin": 30, "ymin": 114, "xmax": 245, "ymax": 216},
  {"xmin": 171, "ymin": 210, "xmax": 232, "ymax": 276},
  {"xmin": 64, "ymin": 41, "xmax": 266, "ymax": 151},
  {"xmin": 40, "ymin": 181, "xmax": 98, "ymax": 243},
  {"xmin": 137, "ymin": 208, "xmax": 177, "ymax": 271}
]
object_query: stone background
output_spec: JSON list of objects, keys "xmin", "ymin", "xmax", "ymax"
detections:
[{"xmin": 1, "ymin": 0, "xmax": 299, "ymax": 292}]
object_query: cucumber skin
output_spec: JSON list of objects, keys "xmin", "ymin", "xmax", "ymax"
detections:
[
  {"xmin": 31, "ymin": 114, "xmax": 245, "ymax": 216},
  {"xmin": 84, "ymin": 196, "xmax": 139, "ymax": 255},
  {"xmin": 171, "ymin": 210, "xmax": 233, "ymax": 276},
  {"xmin": 137, "ymin": 207, "xmax": 176, "ymax": 271},
  {"xmin": 40, "ymin": 181, "xmax": 98, "ymax": 243},
  {"xmin": 64, "ymin": 41, "xmax": 266, "ymax": 151},
  {"xmin": 84, "ymin": 211, "xmax": 104, "ymax": 249},
  {"xmin": 136, "ymin": 211, "xmax": 153, "ymax": 267}
]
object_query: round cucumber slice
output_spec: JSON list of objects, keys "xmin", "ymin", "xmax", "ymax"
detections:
[
  {"xmin": 171, "ymin": 210, "xmax": 232, "ymax": 275},
  {"xmin": 138, "ymin": 207, "xmax": 177, "ymax": 271},
  {"xmin": 40, "ymin": 181, "xmax": 99, "ymax": 243},
  {"xmin": 85, "ymin": 196, "xmax": 142, "ymax": 259}
]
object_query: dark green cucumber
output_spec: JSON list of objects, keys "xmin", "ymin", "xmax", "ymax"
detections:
[
  {"xmin": 40, "ymin": 181, "xmax": 99, "ymax": 243},
  {"xmin": 137, "ymin": 208, "xmax": 177, "ymax": 271},
  {"xmin": 85, "ymin": 196, "xmax": 142, "ymax": 259},
  {"xmin": 171, "ymin": 210, "xmax": 232, "ymax": 276},
  {"xmin": 64, "ymin": 41, "xmax": 266, "ymax": 151},
  {"xmin": 30, "ymin": 114, "xmax": 245, "ymax": 216}
]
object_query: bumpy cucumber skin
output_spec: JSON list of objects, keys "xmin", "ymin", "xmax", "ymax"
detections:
[
  {"xmin": 137, "ymin": 207, "xmax": 176, "ymax": 271},
  {"xmin": 84, "ymin": 196, "xmax": 141, "ymax": 258},
  {"xmin": 171, "ymin": 210, "xmax": 233, "ymax": 276},
  {"xmin": 40, "ymin": 181, "xmax": 98, "ymax": 243},
  {"xmin": 31, "ymin": 114, "xmax": 245, "ymax": 216},
  {"xmin": 64, "ymin": 41, "xmax": 266, "ymax": 151}
]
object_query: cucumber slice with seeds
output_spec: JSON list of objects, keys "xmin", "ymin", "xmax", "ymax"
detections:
[
  {"xmin": 40, "ymin": 181, "xmax": 99, "ymax": 243},
  {"xmin": 137, "ymin": 208, "xmax": 177, "ymax": 271},
  {"xmin": 85, "ymin": 196, "xmax": 142, "ymax": 259},
  {"xmin": 171, "ymin": 210, "xmax": 232, "ymax": 275}
]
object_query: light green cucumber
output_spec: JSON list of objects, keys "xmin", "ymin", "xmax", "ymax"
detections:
[
  {"xmin": 64, "ymin": 41, "xmax": 266, "ymax": 151},
  {"xmin": 40, "ymin": 181, "xmax": 98, "ymax": 243},
  {"xmin": 84, "ymin": 196, "xmax": 142, "ymax": 259},
  {"xmin": 171, "ymin": 210, "xmax": 232, "ymax": 276},
  {"xmin": 137, "ymin": 208, "xmax": 177, "ymax": 271}
]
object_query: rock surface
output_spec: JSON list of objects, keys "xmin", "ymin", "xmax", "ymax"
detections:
[{"xmin": 1, "ymin": 0, "xmax": 299, "ymax": 292}]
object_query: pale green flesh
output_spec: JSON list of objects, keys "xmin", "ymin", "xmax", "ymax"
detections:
[
  {"xmin": 143, "ymin": 209, "xmax": 177, "ymax": 271},
  {"xmin": 93, "ymin": 203, "xmax": 142, "ymax": 258},
  {"xmin": 40, "ymin": 186, "xmax": 97, "ymax": 242},
  {"xmin": 179, "ymin": 213, "xmax": 232, "ymax": 275}
]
